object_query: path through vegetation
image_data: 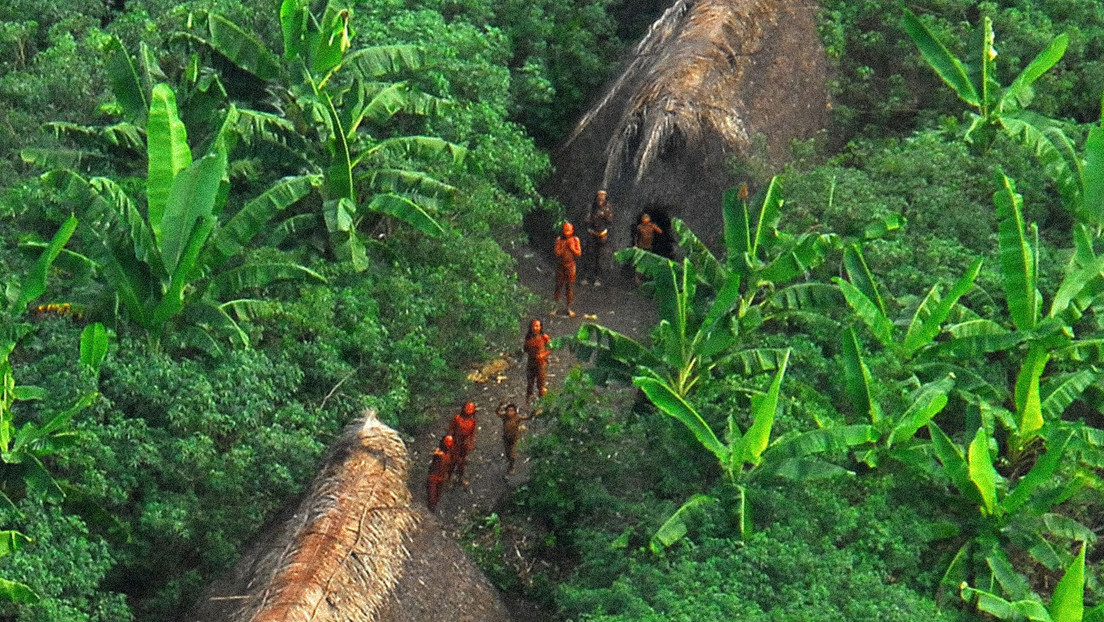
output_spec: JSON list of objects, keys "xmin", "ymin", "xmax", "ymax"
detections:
[{"xmin": 406, "ymin": 240, "xmax": 657, "ymax": 619}]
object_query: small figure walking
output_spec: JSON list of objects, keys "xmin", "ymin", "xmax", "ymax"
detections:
[
  {"xmin": 496, "ymin": 402, "xmax": 535, "ymax": 475},
  {"xmin": 447, "ymin": 401, "xmax": 478, "ymax": 487},
  {"xmin": 582, "ymin": 190, "xmax": 613, "ymax": 286},
  {"xmin": 524, "ymin": 319, "xmax": 551, "ymax": 402},
  {"xmin": 426, "ymin": 435, "xmax": 454, "ymax": 513},
  {"xmin": 632, "ymin": 212, "xmax": 664, "ymax": 284},
  {"xmin": 553, "ymin": 222, "xmax": 582, "ymax": 317}
]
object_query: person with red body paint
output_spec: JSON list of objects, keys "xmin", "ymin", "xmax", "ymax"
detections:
[
  {"xmin": 426, "ymin": 435, "xmax": 454, "ymax": 512},
  {"xmin": 524, "ymin": 319, "xmax": 551, "ymax": 403},
  {"xmin": 553, "ymin": 222, "xmax": 582, "ymax": 317},
  {"xmin": 447, "ymin": 401, "xmax": 478, "ymax": 486}
]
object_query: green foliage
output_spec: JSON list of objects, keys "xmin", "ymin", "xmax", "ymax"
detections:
[{"xmin": 817, "ymin": 0, "xmax": 1104, "ymax": 141}]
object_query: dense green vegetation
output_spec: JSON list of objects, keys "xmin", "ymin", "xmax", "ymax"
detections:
[
  {"xmin": 4, "ymin": 0, "xmax": 1104, "ymax": 621},
  {"xmin": 0, "ymin": 0, "xmax": 629, "ymax": 619}
]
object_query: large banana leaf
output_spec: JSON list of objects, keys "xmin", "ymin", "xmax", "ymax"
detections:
[
  {"xmin": 840, "ymin": 327, "xmax": 881, "ymax": 423},
  {"xmin": 104, "ymin": 35, "xmax": 147, "ymax": 123},
  {"xmin": 1014, "ymin": 345, "xmax": 1050, "ymax": 440},
  {"xmin": 903, "ymin": 10, "xmax": 980, "ymax": 107},
  {"xmin": 1002, "ymin": 427, "xmax": 1072, "ymax": 514},
  {"xmin": 10, "ymin": 216, "xmax": 78, "ymax": 313},
  {"xmin": 722, "ymin": 185, "xmax": 751, "ymax": 272},
  {"xmin": 280, "ymin": 0, "xmax": 308, "ymax": 61},
  {"xmin": 206, "ymin": 262, "xmax": 325, "ymax": 298},
  {"xmin": 928, "ymin": 421, "xmax": 983, "ymax": 506},
  {"xmin": 1001, "ymin": 34, "xmax": 1068, "ymax": 112},
  {"xmin": 902, "ymin": 257, "xmax": 982, "ymax": 357},
  {"xmin": 342, "ymin": 45, "xmax": 422, "ymax": 78},
  {"xmin": 649, "ymin": 493, "xmax": 717, "ymax": 553},
  {"xmin": 994, "ymin": 172, "xmax": 1039, "ymax": 331},
  {"xmin": 150, "ymin": 216, "xmax": 216, "ymax": 329},
  {"xmin": 309, "ymin": 2, "xmax": 351, "ymax": 78},
  {"xmin": 887, "ymin": 378, "xmax": 951, "ymax": 448},
  {"xmin": 146, "ymin": 84, "xmax": 192, "ymax": 240},
  {"xmin": 1040, "ymin": 370, "xmax": 1098, "ymax": 423},
  {"xmin": 201, "ymin": 175, "xmax": 315, "ymax": 272},
  {"xmin": 365, "ymin": 193, "xmax": 445, "ymax": 238},
  {"xmin": 358, "ymin": 82, "xmax": 411, "ymax": 126},
  {"xmin": 0, "ymin": 577, "xmax": 38, "ymax": 604},
  {"xmin": 741, "ymin": 350, "xmax": 790, "ymax": 465},
  {"xmin": 159, "ymin": 152, "xmax": 225, "ymax": 277},
  {"xmin": 768, "ymin": 282, "xmax": 844, "ymax": 314},
  {"xmin": 78, "ymin": 323, "xmax": 109, "ymax": 374},
  {"xmin": 360, "ymin": 168, "xmax": 457, "ymax": 201},
  {"xmin": 574, "ymin": 323, "xmax": 662, "ymax": 372},
  {"xmin": 671, "ymin": 218, "xmax": 724, "ymax": 289},
  {"xmin": 756, "ymin": 233, "xmax": 835, "ymax": 285},
  {"xmin": 835, "ymin": 278, "xmax": 895, "ymax": 349},
  {"xmin": 748, "ymin": 177, "xmax": 783, "ymax": 258},
  {"xmin": 729, "ymin": 348, "xmax": 789, "ymax": 376},
  {"xmin": 968, "ymin": 427, "xmax": 999, "ymax": 517},
  {"xmin": 322, "ymin": 92, "xmax": 354, "ymax": 202},
  {"xmin": 205, "ymin": 14, "xmax": 280, "ymax": 81},
  {"xmin": 1050, "ymin": 255, "xmax": 1104, "ymax": 320},
  {"xmin": 358, "ymin": 136, "xmax": 467, "ymax": 167},
  {"xmin": 1083, "ymin": 124, "xmax": 1104, "ymax": 226},
  {"xmin": 842, "ymin": 244, "xmax": 886, "ymax": 316},
  {"xmin": 634, "ymin": 376, "xmax": 726, "ymax": 462},
  {"xmin": 1051, "ymin": 544, "xmax": 1086, "ymax": 622},
  {"xmin": 1001, "ymin": 115, "xmax": 1082, "ymax": 213}
]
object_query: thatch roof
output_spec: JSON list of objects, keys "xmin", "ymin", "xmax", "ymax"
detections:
[
  {"xmin": 186, "ymin": 412, "xmax": 509, "ymax": 622},
  {"xmin": 543, "ymin": 0, "xmax": 828, "ymax": 249}
]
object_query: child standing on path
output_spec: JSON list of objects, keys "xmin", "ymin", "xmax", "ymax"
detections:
[
  {"xmin": 426, "ymin": 435, "xmax": 454, "ymax": 512},
  {"xmin": 524, "ymin": 319, "xmax": 551, "ymax": 403},
  {"xmin": 496, "ymin": 402, "xmax": 535, "ymax": 475}
]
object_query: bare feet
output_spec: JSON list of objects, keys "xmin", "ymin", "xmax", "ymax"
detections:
[{"xmin": 568, "ymin": 309, "xmax": 576, "ymax": 318}]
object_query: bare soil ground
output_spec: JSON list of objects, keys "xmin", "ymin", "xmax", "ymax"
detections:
[{"xmin": 404, "ymin": 241, "xmax": 656, "ymax": 621}]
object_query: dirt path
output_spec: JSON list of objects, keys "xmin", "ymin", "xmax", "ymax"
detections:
[{"xmin": 405, "ymin": 241, "xmax": 656, "ymax": 619}]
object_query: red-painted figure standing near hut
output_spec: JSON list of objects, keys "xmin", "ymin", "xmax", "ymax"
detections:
[
  {"xmin": 447, "ymin": 401, "xmax": 478, "ymax": 486},
  {"xmin": 553, "ymin": 222, "xmax": 582, "ymax": 317},
  {"xmin": 426, "ymin": 435, "xmax": 454, "ymax": 512},
  {"xmin": 524, "ymin": 319, "xmax": 551, "ymax": 402}
]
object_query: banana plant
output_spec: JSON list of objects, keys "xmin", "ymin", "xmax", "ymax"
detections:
[
  {"xmin": 905, "ymin": 11, "xmax": 1104, "ymax": 226},
  {"xmin": 638, "ymin": 350, "xmax": 875, "ymax": 548},
  {"xmin": 622, "ymin": 177, "xmax": 841, "ymax": 328},
  {"xmin": 923, "ymin": 422, "xmax": 1095, "ymax": 600},
  {"xmin": 960, "ymin": 543, "xmax": 1095, "ymax": 622},
  {"xmin": 178, "ymin": 0, "xmax": 464, "ymax": 270},
  {"xmin": 0, "ymin": 323, "xmax": 109, "ymax": 509},
  {"xmin": 46, "ymin": 84, "xmax": 324, "ymax": 350},
  {"xmin": 0, "ymin": 530, "xmax": 37, "ymax": 604},
  {"xmin": 577, "ymin": 178, "xmax": 840, "ymax": 396}
]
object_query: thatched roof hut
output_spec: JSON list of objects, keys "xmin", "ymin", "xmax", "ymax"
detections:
[
  {"xmin": 186, "ymin": 412, "xmax": 509, "ymax": 622},
  {"xmin": 542, "ymin": 0, "xmax": 829, "ymax": 250}
]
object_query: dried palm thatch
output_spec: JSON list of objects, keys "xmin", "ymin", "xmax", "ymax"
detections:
[
  {"xmin": 544, "ymin": 0, "xmax": 827, "ymax": 248},
  {"xmin": 187, "ymin": 411, "xmax": 419, "ymax": 622}
]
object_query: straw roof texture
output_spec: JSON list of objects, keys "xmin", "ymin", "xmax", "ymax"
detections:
[
  {"xmin": 545, "ymin": 0, "xmax": 828, "ymax": 249},
  {"xmin": 186, "ymin": 412, "xmax": 509, "ymax": 622}
]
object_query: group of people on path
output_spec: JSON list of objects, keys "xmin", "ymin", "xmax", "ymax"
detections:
[
  {"xmin": 553, "ymin": 189, "xmax": 665, "ymax": 317},
  {"xmin": 425, "ymin": 319, "xmax": 553, "ymax": 513},
  {"xmin": 427, "ymin": 190, "xmax": 667, "ymax": 513}
]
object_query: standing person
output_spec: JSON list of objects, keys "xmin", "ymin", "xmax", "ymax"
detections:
[
  {"xmin": 426, "ymin": 435, "xmax": 454, "ymax": 513},
  {"xmin": 632, "ymin": 212, "xmax": 664, "ymax": 284},
  {"xmin": 447, "ymin": 401, "xmax": 478, "ymax": 486},
  {"xmin": 553, "ymin": 222, "xmax": 582, "ymax": 318},
  {"xmin": 496, "ymin": 402, "xmax": 535, "ymax": 475},
  {"xmin": 524, "ymin": 319, "xmax": 551, "ymax": 402},
  {"xmin": 582, "ymin": 190, "xmax": 614, "ymax": 286}
]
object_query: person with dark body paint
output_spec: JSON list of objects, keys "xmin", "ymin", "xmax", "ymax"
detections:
[
  {"xmin": 631, "ymin": 212, "xmax": 664, "ymax": 284},
  {"xmin": 447, "ymin": 401, "xmax": 478, "ymax": 486},
  {"xmin": 582, "ymin": 190, "xmax": 613, "ymax": 286},
  {"xmin": 524, "ymin": 319, "xmax": 551, "ymax": 402},
  {"xmin": 496, "ymin": 402, "xmax": 535, "ymax": 475},
  {"xmin": 553, "ymin": 221, "xmax": 582, "ymax": 317},
  {"xmin": 426, "ymin": 435, "xmax": 454, "ymax": 512}
]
